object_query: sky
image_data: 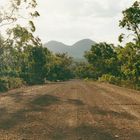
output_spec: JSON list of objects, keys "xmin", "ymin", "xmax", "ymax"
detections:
[{"xmin": 0, "ymin": 0, "xmax": 136, "ymax": 45}]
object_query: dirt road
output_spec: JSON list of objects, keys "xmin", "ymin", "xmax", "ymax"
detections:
[{"xmin": 0, "ymin": 80, "xmax": 140, "ymax": 140}]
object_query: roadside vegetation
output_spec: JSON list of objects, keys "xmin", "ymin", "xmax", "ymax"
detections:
[{"xmin": 0, "ymin": 0, "xmax": 140, "ymax": 92}]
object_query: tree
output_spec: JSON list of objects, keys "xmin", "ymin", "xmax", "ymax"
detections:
[
  {"xmin": 0, "ymin": 0, "xmax": 48, "ymax": 86},
  {"xmin": 0, "ymin": 0, "xmax": 39, "ymax": 27},
  {"xmin": 116, "ymin": 42, "xmax": 140, "ymax": 84},
  {"xmin": 47, "ymin": 53, "xmax": 74, "ymax": 81},
  {"xmin": 74, "ymin": 62, "xmax": 97, "ymax": 79},
  {"xmin": 0, "ymin": 0, "xmax": 40, "ymax": 48},
  {"xmin": 119, "ymin": 1, "xmax": 140, "ymax": 46},
  {"xmin": 20, "ymin": 46, "xmax": 52, "ymax": 84},
  {"xmin": 85, "ymin": 43, "xmax": 119, "ymax": 78}
]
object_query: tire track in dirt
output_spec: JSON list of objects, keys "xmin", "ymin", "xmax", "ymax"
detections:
[
  {"xmin": 88, "ymin": 82, "xmax": 140, "ymax": 119},
  {"xmin": 76, "ymin": 81, "xmax": 140, "ymax": 140}
]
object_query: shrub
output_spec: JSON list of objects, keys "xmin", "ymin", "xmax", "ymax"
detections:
[
  {"xmin": 0, "ymin": 77, "xmax": 9, "ymax": 92},
  {"xmin": 8, "ymin": 77, "xmax": 24, "ymax": 89},
  {"xmin": 136, "ymin": 83, "xmax": 140, "ymax": 90},
  {"xmin": 121, "ymin": 80, "xmax": 138, "ymax": 89},
  {"xmin": 74, "ymin": 63, "xmax": 98, "ymax": 79},
  {"xmin": 0, "ymin": 77, "xmax": 24, "ymax": 92},
  {"xmin": 99, "ymin": 74, "xmax": 120, "ymax": 85}
]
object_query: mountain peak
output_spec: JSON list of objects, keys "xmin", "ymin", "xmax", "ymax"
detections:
[
  {"xmin": 46, "ymin": 40, "xmax": 69, "ymax": 47},
  {"xmin": 72, "ymin": 39, "xmax": 96, "ymax": 47}
]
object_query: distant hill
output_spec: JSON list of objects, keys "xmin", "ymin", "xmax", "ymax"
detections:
[{"xmin": 44, "ymin": 39, "xmax": 96, "ymax": 59}]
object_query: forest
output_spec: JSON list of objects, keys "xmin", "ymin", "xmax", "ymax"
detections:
[{"xmin": 0, "ymin": 0, "xmax": 140, "ymax": 92}]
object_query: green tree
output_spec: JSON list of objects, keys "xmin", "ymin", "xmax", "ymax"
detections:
[
  {"xmin": 0, "ymin": 0, "xmax": 47, "ymax": 86},
  {"xmin": 20, "ymin": 46, "xmax": 52, "ymax": 84},
  {"xmin": 85, "ymin": 43, "xmax": 119, "ymax": 78},
  {"xmin": 119, "ymin": 1, "xmax": 140, "ymax": 46},
  {"xmin": 0, "ymin": 0, "xmax": 40, "ymax": 50},
  {"xmin": 47, "ymin": 53, "xmax": 74, "ymax": 81},
  {"xmin": 74, "ymin": 62, "xmax": 97, "ymax": 79},
  {"xmin": 117, "ymin": 42, "xmax": 140, "ymax": 84}
]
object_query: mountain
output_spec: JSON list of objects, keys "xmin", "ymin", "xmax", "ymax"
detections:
[{"xmin": 44, "ymin": 39, "xmax": 96, "ymax": 59}]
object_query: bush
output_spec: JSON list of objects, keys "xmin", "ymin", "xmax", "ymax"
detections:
[
  {"xmin": 74, "ymin": 63, "xmax": 98, "ymax": 79},
  {"xmin": 136, "ymin": 83, "xmax": 140, "ymax": 90},
  {"xmin": 0, "ymin": 77, "xmax": 9, "ymax": 92},
  {"xmin": 121, "ymin": 80, "xmax": 138, "ymax": 89},
  {"xmin": 8, "ymin": 77, "xmax": 24, "ymax": 89},
  {"xmin": 0, "ymin": 77, "xmax": 24, "ymax": 92},
  {"xmin": 99, "ymin": 74, "xmax": 120, "ymax": 85}
]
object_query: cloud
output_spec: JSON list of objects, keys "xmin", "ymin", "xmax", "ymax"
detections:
[
  {"xmin": 0, "ymin": 0, "xmax": 136, "ymax": 44},
  {"xmin": 41, "ymin": 0, "xmax": 133, "ymax": 18}
]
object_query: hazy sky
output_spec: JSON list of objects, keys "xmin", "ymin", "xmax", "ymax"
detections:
[{"xmin": 0, "ymin": 0, "xmax": 136, "ymax": 45}]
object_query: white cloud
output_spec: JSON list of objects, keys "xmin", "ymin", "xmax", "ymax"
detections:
[{"xmin": 0, "ymin": 0, "xmax": 136, "ymax": 45}]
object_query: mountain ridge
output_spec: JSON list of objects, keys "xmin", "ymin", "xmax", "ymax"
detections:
[{"xmin": 44, "ymin": 39, "xmax": 96, "ymax": 59}]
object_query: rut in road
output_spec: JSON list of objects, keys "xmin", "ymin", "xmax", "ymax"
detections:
[{"xmin": 0, "ymin": 80, "xmax": 140, "ymax": 140}]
